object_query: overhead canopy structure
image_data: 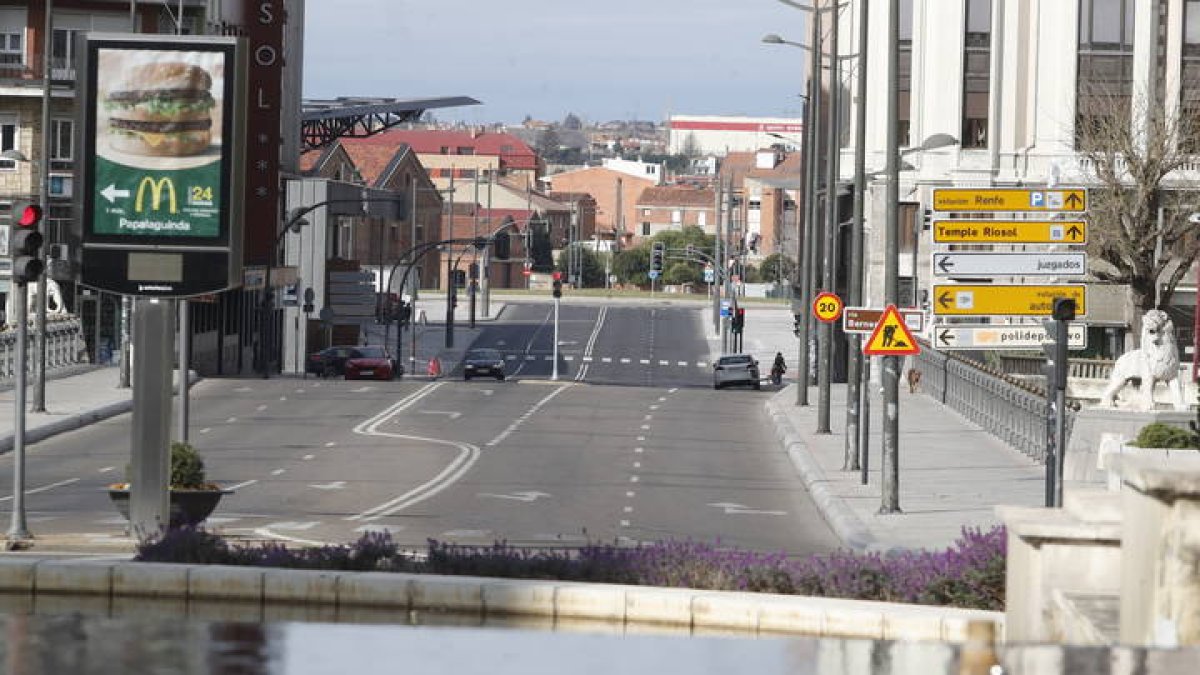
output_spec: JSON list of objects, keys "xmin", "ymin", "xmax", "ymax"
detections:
[{"xmin": 301, "ymin": 96, "xmax": 482, "ymax": 152}]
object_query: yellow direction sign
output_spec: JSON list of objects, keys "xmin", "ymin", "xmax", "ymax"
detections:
[
  {"xmin": 932, "ymin": 284, "xmax": 1087, "ymax": 317},
  {"xmin": 931, "ymin": 220, "xmax": 1087, "ymax": 244},
  {"xmin": 863, "ymin": 305, "xmax": 920, "ymax": 356},
  {"xmin": 932, "ymin": 188, "xmax": 1087, "ymax": 213}
]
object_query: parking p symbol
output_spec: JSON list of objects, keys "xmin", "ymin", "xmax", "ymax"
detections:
[{"xmin": 1030, "ymin": 191, "xmax": 1045, "ymax": 208}]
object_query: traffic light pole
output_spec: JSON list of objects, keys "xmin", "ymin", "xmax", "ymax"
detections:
[
  {"xmin": 551, "ymin": 295, "xmax": 560, "ymax": 381},
  {"xmin": 32, "ymin": 0, "xmax": 50, "ymax": 414},
  {"xmin": 5, "ymin": 281, "xmax": 32, "ymax": 547}
]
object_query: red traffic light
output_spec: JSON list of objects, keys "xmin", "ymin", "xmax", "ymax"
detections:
[
  {"xmin": 15, "ymin": 201, "xmax": 43, "ymax": 227},
  {"xmin": 552, "ymin": 271, "xmax": 562, "ymax": 281}
]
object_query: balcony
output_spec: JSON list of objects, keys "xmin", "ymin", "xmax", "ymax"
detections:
[{"xmin": 0, "ymin": 55, "xmax": 76, "ymax": 87}]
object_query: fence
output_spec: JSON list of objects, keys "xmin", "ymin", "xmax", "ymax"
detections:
[
  {"xmin": 995, "ymin": 354, "xmax": 1115, "ymax": 380},
  {"xmin": 913, "ymin": 340, "xmax": 1073, "ymax": 463},
  {"xmin": 0, "ymin": 318, "xmax": 89, "ymax": 384}
]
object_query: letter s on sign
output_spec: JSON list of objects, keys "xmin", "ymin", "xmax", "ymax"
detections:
[{"xmin": 258, "ymin": 2, "xmax": 275, "ymax": 24}]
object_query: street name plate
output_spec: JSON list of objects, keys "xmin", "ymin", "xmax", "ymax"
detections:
[
  {"xmin": 933, "ymin": 324, "xmax": 1087, "ymax": 350},
  {"xmin": 931, "ymin": 252, "xmax": 1087, "ymax": 278},
  {"xmin": 931, "ymin": 220, "xmax": 1087, "ymax": 244},
  {"xmin": 843, "ymin": 307, "xmax": 926, "ymax": 334},
  {"xmin": 932, "ymin": 284, "xmax": 1087, "ymax": 316},
  {"xmin": 931, "ymin": 188, "xmax": 1087, "ymax": 212}
]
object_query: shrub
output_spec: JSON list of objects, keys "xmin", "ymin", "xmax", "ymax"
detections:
[
  {"xmin": 134, "ymin": 526, "xmax": 1008, "ymax": 611},
  {"xmin": 1131, "ymin": 422, "xmax": 1197, "ymax": 449},
  {"xmin": 170, "ymin": 442, "xmax": 207, "ymax": 488}
]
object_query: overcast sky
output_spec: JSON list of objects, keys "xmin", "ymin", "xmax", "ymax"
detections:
[{"xmin": 302, "ymin": 0, "xmax": 812, "ymax": 125}]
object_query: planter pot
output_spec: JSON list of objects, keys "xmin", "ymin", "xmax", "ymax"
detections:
[{"xmin": 107, "ymin": 487, "xmax": 233, "ymax": 528}]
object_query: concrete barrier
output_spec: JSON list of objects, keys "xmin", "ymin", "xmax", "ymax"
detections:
[{"xmin": 0, "ymin": 558, "xmax": 1002, "ymax": 642}]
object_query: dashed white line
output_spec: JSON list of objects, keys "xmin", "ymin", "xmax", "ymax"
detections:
[
  {"xmin": 640, "ymin": 359, "xmax": 650, "ymax": 365},
  {"xmin": 635, "ymin": 447, "xmax": 644, "ymax": 453},
  {"xmin": 227, "ymin": 479, "xmax": 259, "ymax": 491},
  {"xmin": 620, "ymin": 520, "xmax": 631, "ymax": 527},
  {"xmin": 0, "ymin": 478, "xmax": 79, "ymax": 502},
  {"xmin": 640, "ymin": 425, "xmax": 650, "ymax": 430},
  {"xmin": 620, "ymin": 358, "xmax": 631, "ymax": 364},
  {"xmin": 601, "ymin": 357, "xmax": 612, "ymax": 363},
  {"xmin": 624, "ymin": 506, "xmax": 633, "ymax": 513},
  {"xmin": 199, "ymin": 428, "xmax": 212, "ymax": 434},
  {"xmin": 658, "ymin": 360, "xmax": 669, "ymax": 366},
  {"xmin": 582, "ymin": 356, "xmax": 593, "ymax": 362},
  {"xmin": 630, "ymin": 476, "xmax": 639, "ymax": 483},
  {"xmin": 225, "ymin": 417, "xmax": 237, "ymax": 423},
  {"xmin": 325, "ymin": 442, "xmax": 336, "ymax": 447},
  {"xmin": 677, "ymin": 361, "xmax": 688, "ymax": 366},
  {"xmin": 256, "ymin": 405, "xmax": 268, "ymax": 412},
  {"xmin": 626, "ymin": 491, "xmax": 636, "ymax": 498},
  {"xmin": 271, "ymin": 469, "xmax": 286, "ymax": 476},
  {"xmin": 302, "ymin": 454, "xmax": 314, "ymax": 460},
  {"xmin": 99, "ymin": 466, "xmax": 115, "ymax": 473},
  {"xmin": 633, "ymin": 462, "xmax": 641, "ymax": 469}
]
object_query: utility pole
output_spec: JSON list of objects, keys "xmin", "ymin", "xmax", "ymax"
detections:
[
  {"xmin": 797, "ymin": 7, "xmax": 822, "ymax": 407},
  {"xmin": 880, "ymin": 0, "xmax": 902, "ymax": 514},
  {"xmin": 32, "ymin": 0, "xmax": 52, "ymax": 413},
  {"xmin": 817, "ymin": 1, "xmax": 840, "ymax": 435},
  {"xmin": 845, "ymin": 0, "xmax": 869, "ymax": 470}
]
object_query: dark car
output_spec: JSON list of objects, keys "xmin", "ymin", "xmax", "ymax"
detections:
[
  {"xmin": 713, "ymin": 354, "xmax": 761, "ymax": 390},
  {"xmin": 306, "ymin": 346, "xmax": 358, "ymax": 378},
  {"xmin": 462, "ymin": 348, "xmax": 506, "ymax": 381},
  {"xmin": 344, "ymin": 346, "xmax": 400, "ymax": 380}
]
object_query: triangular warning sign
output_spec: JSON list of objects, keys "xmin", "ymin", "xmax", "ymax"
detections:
[{"xmin": 863, "ymin": 304, "xmax": 921, "ymax": 356}]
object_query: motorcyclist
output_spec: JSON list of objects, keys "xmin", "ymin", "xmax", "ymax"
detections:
[{"xmin": 771, "ymin": 352, "xmax": 787, "ymax": 385}]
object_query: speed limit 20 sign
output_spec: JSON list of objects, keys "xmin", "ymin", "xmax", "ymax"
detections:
[{"xmin": 812, "ymin": 291, "xmax": 844, "ymax": 323}]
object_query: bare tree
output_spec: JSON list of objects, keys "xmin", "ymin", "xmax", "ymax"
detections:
[{"xmin": 1076, "ymin": 85, "xmax": 1200, "ymax": 312}]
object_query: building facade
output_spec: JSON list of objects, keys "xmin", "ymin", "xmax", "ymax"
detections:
[{"xmin": 667, "ymin": 115, "xmax": 804, "ymax": 157}]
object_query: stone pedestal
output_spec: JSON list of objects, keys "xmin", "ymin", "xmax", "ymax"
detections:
[
  {"xmin": 1065, "ymin": 407, "xmax": 1193, "ymax": 487},
  {"xmin": 1111, "ymin": 455, "xmax": 1200, "ymax": 647}
]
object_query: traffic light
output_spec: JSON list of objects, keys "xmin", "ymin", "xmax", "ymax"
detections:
[
  {"xmin": 732, "ymin": 307, "xmax": 746, "ymax": 334},
  {"xmin": 1041, "ymin": 298, "xmax": 1076, "ymax": 391},
  {"xmin": 793, "ymin": 313, "xmax": 802, "ymax": 337},
  {"xmin": 11, "ymin": 200, "xmax": 45, "ymax": 285},
  {"xmin": 552, "ymin": 270, "xmax": 563, "ymax": 298},
  {"xmin": 651, "ymin": 242, "xmax": 664, "ymax": 273}
]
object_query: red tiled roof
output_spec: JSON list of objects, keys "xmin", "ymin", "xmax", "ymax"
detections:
[
  {"xmin": 300, "ymin": 150, "xmax": 323, "ymax": 173},
  {"xmin": 345, "ymin": 130, "xmax": 540, "ymax": 171},
  {"xmin": 340, "ymin": 142, "xmax": 402, "ymax": 186}
]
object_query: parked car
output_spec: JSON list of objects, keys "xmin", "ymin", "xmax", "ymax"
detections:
[
  {"xmin": 306, "ymin": 346, "xmax": 361, "ymax": 378},
  {"xmin": 344, "ymin": 346, "xmax": 400, "ymax": 380},
  {"xmin": 462, "ymin": 348, "xmax": 506, "ymax": 381},
  {"xmin": 713, "ymin": 354, "xmax": 761, "ymax": 390}
]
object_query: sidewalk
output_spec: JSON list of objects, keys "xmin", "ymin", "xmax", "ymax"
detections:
[
  {"xmin": 766, "ymin": 382, "xmax": 1045, "ymax": 553},
  {"xmin": 0, "ymin": 367, "xmax": 139, "ymax": 454}
]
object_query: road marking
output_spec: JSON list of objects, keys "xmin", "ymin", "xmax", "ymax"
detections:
[
  {"xmin": 708, "ymin": 502, "xmax": 788, "ymax": 516},
  {"xmin": 352, "ymin": 386, "xmax": 374, "ymax": 393},
  {"xmin": 640, "ymin": 425, "xmax": 650, "ymax": 430},
  {"xmin": 544, "ymin": 355, "xmax": 553, "ymax": 361},
  {"xmin": 477, "ymin": 491, "xmax": 551, "ymax": 502},
  {"xmin": 640, "ymin": 359, "xmax": 650, "ymax": 365},
  {"xmin": 649, "ymin": 405, "xmax": 659, "ymax": 411},
  {"xmin": 626, "ymin": 491, "xmax": 636, "ymax": 498},
  {"xmin": 325, "ymin": 442, "xmax": 336, "ymax": 447},
  {"xmin": 565, "ymin": 355, "xmax": 575, "ymax": 361},
  {"xmin": 506, "ymin": 355, "xmax": 517, "ymax": 360},
  {"xmin": 302, "ymin": 454, "xmax": 314, "ymax": 460},
  {"xmin": 620, "ymin": 520, "xmax": 630, "ymax": 527},
  {"xmin": 630, "ymin": 476, "xmax": 639, "ymax": 483},
  {"xmin": 643, "ymin": 414, "xmax": 652, "ymax": 421},
  {"xmin": 271, "ymin": 469, "xmax": 286, "ymax": 476},
  {"xmin": 624, "ymin": 506, "xmax": 633, "ymax": 513},
  {"xmin": 635, "ymin": 447, "xmax": 644, "ymax": 453},
  {"xmin": 420, "ymin": 410, "xmax": 462, "ymax": 420},
  {"xmin": 200, "ymin": 428, "xmax": 212, "ymax": 434},
  {"xmin": 677, "ymin": 361, "xmax": 688, "ymax": 366},
  {"xmin": 486, "ymin": 385, "xmax": 569, "ymax": 447},
  {"xmin": 234, "ymin": 387, "xmax": 252, "ymax": 392},
  {"xmin": 225, "ymin": 417, "xmax": 237, "ymax": 423},
  {"xmin": 525, "ymin": 355, "xmax": 537, "ymax": 361},
  {"xmin": 696, "ymin": 361, "xmax": 707, "ymax": 368},
  {"xmin": 620, "ymin": 358, "xmax": 631, "ymax": 364},
  {"xmin": 442, "ymin": 529, "xmax": 492, "ymax": 538},
  {"xmin": 265, "ymin": 521, "xmax": 320, "ymax": 531},
  {"xmin": 601, "ymin": 357, "xmax": 612, "ymax": 363},
  {"xmin": 349, "ymin": 383, "xmax": 484, "ymax": 522},
  {"xmin": 0, "ymin": 478, "xmax": 79, "ymax": 502},
  {"xmin": 310, "ymin": 481, "xmax": 346, "ymax": 490},
  {"xmin": 658, "ymin": 360, "xmax": 669, "ymax": 366},
  {"xmin": 637, "ymin": 436, "xmax": 646, "ymax": 441},
  {"xmin": 353, "ymin": 524, "xmax": 403, "ymax": 534},
  {"xmin": 99, "ymin": 466, "xmax": 115, "ymax": 473},
  {"xmin": 582, "ymin": 356, "xmax": 593, "ymax": 362},
  {"xmin": 633, "ymin": 462, "xmax": 641, "ymax": 469},
  {"xmin": 296, "ymin": 389, "xmax": 306, "ymax": 394},
  {"xmin": 256, "ymin": 405, "xmax": 268, "ymax": 412},
  {"xmin": 226, "ymin": 479, "xmax": 259, "ymax": 490},
  {"xmin": 668, "ymin": 388, "xmax": 679, "ymax": 393},
  {"xmin": 658, "ymin": 397, "xmax": 667, "ymax": 402}
]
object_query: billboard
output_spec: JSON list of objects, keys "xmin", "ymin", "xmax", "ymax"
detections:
[{"xmin": 77, "ymin": 34, "xmax": 246, "ymax": 297}]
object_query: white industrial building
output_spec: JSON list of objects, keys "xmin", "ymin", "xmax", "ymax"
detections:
[{"xmin": 667, "ymin": 115, "xmax": 804, "ymax": 156}]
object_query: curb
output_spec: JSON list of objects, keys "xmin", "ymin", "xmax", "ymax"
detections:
[{"xmin": 765, "ymin": 388, "xmax": 878, "ymax": 552}]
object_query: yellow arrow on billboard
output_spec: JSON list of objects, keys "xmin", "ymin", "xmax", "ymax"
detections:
[{"xmin": 932, "ymin": 284, "xmax": 1087, "ymax": 316}]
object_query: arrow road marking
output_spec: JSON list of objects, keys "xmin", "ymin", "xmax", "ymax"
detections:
[
  {"xmin": 265, "ymin": 521, "xmax": 321, "ymax": 531},
  {"xmin": 309, "ymin": 481, "xmax": 346, "ymax": 490},
  {"xmin": 100, "ymin": 184, "xmax": 130, "ymax": 203},
  {"xmin": 708, "ymin": 502, "xmax": 787, "ymax": 516},
  {"xmin": 477, "ymin": 491, "xmax": 551, "ymax": 502}
]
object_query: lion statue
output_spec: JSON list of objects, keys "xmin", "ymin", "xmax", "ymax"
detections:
[
  {"xmin": 4, "ymin": 279, "xmax": 68, "ymax": 326},
  {"xmin": 1098, "ymin": 309, "xmax": 1188, "ymax": 411}
]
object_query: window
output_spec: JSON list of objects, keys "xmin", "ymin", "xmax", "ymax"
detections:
[
  {"xmin": 962, "ymin": 0, "xmax": 992, "ymax": 148},
  {"xmin": 672, "ymin": 210, "xmax": 681, "ymax": 224},
  {"xmin": 50, "ymin": 118, "xmax": 72, "ymax": 164},
  {"xmin": 1076, "ymin": 0, "xmax": 1136, "ymax": 149},
  {"xmin": 1182, "ymin": 0, "xmax": 1200, "ymax": 151},
  {"xmin": 642, "ymin": 222, "xmax": 651, "ymax": 236},
  {"xmin": 456, "ymin": 146, "xmax": 474, "ymax": 155},
  {"xmin": 898, "ymin": 0, "xmax": 914, "ymax": 147},
  {"xmin": 0, "ymin": 116, "xmax": 17, "ymax": 170},
  {"xmin": 51, "ymin": 28, "xmax": 80, "ymax": 77},
  {"xmin": 0, "ymin": 31, "xmax": 21, "ymax": 66}
]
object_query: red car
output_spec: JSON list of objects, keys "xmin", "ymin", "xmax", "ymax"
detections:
[{"xmin": 343, "ymin": 346, "xmax": 400, "ymax": 380}]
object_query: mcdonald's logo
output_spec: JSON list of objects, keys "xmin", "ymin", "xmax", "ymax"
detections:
[{"xmin": 134, "ymin": 176, "xmax": 178, "ymax": 214}]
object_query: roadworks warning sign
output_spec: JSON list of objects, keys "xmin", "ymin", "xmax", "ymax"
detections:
[{"xmin": 863, "ymin": 305, "xmax": 920, "ymax": 356}]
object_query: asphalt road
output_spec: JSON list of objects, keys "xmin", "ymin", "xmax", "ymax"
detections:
[{"xmin": 0, "ymin": 301, "xmax": 838, "ymax": 556}]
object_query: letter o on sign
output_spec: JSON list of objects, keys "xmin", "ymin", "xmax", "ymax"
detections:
[
  {"xmin": 255, "ymin": 44, "xmax": 277, "ymax": 67},
  {"xmin": 812, "ymin": 291, "xmax": 844, "ymax": 323}
]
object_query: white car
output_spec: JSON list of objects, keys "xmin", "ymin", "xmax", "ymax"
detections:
[{"xmin": 713, "ymin": 354, "xmax": 761, "ymax": 390}]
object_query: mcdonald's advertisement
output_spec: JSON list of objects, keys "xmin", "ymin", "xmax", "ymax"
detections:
[
  {"xmin": 78, "ymin": 34, "xmax": 246, "ymax": 297},
  {"xmin": 90, "ymin": 46, "xmax": 228, "ymax": 238}
]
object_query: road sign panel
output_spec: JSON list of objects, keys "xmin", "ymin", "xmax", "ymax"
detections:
[
  {"xmin": 648, "ymin": 270, "xmax": 660, "ymax": 280},
  {"xmin": 812, "ymin": 291, "xmax": 844, "ymax": 323},
  {"xmin": 843, "ymin": 307, "xmax": 925, "ymax": 334},
  {"xmin": 931, "ymin": 188, "xmax": 1087, "ymax": 212},
  {"xmin": 863, "ymin": 305, "xmax": 920, "ymax": 356},
  {"xmin": 932, "ymin": 284, "xmax": 1087, "ymax": 316},
  {"xmin": 933, "ymin": 323, "xmax": 1087, "ymax": 351},
  {"xmin": 931, "ymin": 252, "xmax": 1087, "ymax": 278},
  {"xmin": 931, "ymin": 219, "xmax": 1087, "ymax": 244}
]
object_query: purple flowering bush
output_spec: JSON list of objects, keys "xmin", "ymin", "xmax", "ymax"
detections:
[{"xmin": 135, "ymin": 525, "xmax": 1006, "ymax": 610}]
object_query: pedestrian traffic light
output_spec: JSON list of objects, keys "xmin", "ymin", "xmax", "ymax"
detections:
[
  {"xmin": 11, "ymin": 200, "xmax": 45, "ymax": 285},
  {"xmin": 651, "ymin": 242, "xmax": 664, "ymax": 273},
  {"xmin": 732, "ymin": 307, "xmax": 745, "ymax": 334}
]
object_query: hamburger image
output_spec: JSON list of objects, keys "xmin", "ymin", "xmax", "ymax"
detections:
[{"xmin": 104, "ymin": 61, "xmax": 215, "ymax": 157}]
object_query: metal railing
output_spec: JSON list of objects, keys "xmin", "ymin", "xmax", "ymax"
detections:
[
  {"xmin": 913, "ymin": 340, "xmax": 1073, "ymax": 462},
  {"xmin": 0, "ymin": 318, "xmax": 88, "ymax": 384},
  {"xmin": 995, "ymin": 354, "xmax": 1115, "ymax": 380}
]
